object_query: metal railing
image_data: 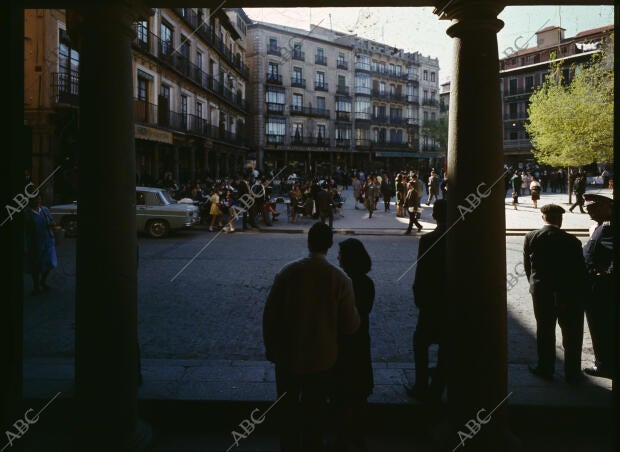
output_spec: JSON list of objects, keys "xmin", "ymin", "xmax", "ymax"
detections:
[
  {"xmin": 289, "ymin": 105, "xmax": 330, "ymax": 118},
  {"xmin": 291, "ymin": 78, "xmax": 306, "ymax": 88},
  {"xmin": 50, "ymin": 72, "xmax": 79, "ymax": 106}
]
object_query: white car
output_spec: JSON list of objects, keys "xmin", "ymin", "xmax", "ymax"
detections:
[{"xmin": 50, "ymin": 186, "xmax": 200, "ymax": 238}]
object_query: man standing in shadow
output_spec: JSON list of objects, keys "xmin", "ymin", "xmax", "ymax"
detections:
[
  {"xmin": 405, "ymin": 199, "xmax": 447, "ymax": 403},
  {"xmin": 523, "ymin": 204, "xmax": 588, "ymax": 383},
  {"xmin": 263, "ymin": 222, "xmax": 360, "ymax": 451}
]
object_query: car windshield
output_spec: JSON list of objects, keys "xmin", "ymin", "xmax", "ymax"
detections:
[{"xmin": 158, "ymin": 190, "xmax": 177, "ymax": 205}]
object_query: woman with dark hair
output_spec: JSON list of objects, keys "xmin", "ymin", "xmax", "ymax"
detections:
[{"xmin": 333, "ymin": 238, "xmax": 375, "ymax": 451}]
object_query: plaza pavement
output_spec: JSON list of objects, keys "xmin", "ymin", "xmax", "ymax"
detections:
[{"xmin": 255, "ymin": 185, "xmax": 613, "ymax": 235}]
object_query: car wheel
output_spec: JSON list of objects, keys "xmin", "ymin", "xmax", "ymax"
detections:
[
  {"xmin": 62, "ymin": 216, "xmax": 78, "ymax": 237},
  {"xmin": 146, "ymin": 219, "xmax": 169, "ymax": 238}
]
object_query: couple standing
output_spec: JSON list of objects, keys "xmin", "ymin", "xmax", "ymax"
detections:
[{"xmin": 263, "ymin": 223, "xmax": 375, "ymax": 451}]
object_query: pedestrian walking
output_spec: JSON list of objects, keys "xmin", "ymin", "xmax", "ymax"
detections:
[
  {"xmin": 510, "ymin": 172, "xmax": 522, "ymax": 210},
  {"xmin": 523, "ymin": 204, "xmax": 588, "ymax": 383},
  {"xmin": 24, "ymin": 195, "xmax": 58, "ymax": 295},
  {"xmin": 530, "ymin": 176, "xmax": 542, "ymax": 209},
  {"xmin": 364, "ymin": 176, "xmax": 380, "ymax": 219},
  {"xmin": 426, "ymin": 170, "xmax": 440, "ymax": 205},
  {"xmin": 316, "ymin": 182, "xmax": 334, "ymax": 229},
  {"xmin": 263, "ymin": 223, "xmax": 360, "ymax": 451},
  {"xmin": 380, "ymin": 173, "xmax": 393, "ymax": 212},
  {"xmin": 395, "ymin": 174, "xmax": 406, "ymax": 217},
  {"xmin": 404, "ymin": 181, "xmax": 423, "ymax": 234},
  {"xmin": 569, "ymin": 171, "xmax": 587, "ymax": 213},
  {"xmin": 352, "ymin": 176, "xmax": 361, "ymax": 210}
]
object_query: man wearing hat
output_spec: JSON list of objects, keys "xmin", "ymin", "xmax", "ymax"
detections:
[
  {"xmin": 582, "ymin": 194, "xmax": 615, "ymax": 379},
  {"xmin": 523, "ymin": 204, "xmax": 589, "ymax": 383}
]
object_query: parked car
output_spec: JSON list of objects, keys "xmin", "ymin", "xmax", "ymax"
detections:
[{"xmin": 49, "ymin": 186, "xmax": 200, "ymax": 238}]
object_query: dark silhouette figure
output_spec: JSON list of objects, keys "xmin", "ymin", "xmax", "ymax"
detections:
[
  {"xmin": 406, "ymin": 200, "xmax": 447, "ymax": 402},
  {"xmin": 569, "ymin": 172, "xmax": 587, "ymax": 213},
  {"xmin": 263, "ymin": 222, "xmax": 359, "ymax": 452},
  {"xmin": 582, "ymin": 194, "xmax": 615, "ymax": 380},
  {"xmin": 523, "ymin": 204, "xmax": 588, "ymax": 383},
  {"xmin": 24, "ymin": 195, "xmax": 58, "ymax": 295},
  {"xmin": 404, "ymin": 181, "xmax": 423, "ymax": 234},
  {"xmin": 332, "ymin": 238, "xmax": 375, "ymax": 452},
  {"xmin": 316, "ymin": 183, "xmax": 334, "ymax": 228}
]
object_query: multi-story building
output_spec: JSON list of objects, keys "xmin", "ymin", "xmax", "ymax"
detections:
[
  {"xmin": 246, "ymin": 22, "xmax": 354, "ymax": 174},
  {"xmin": 499, "ymin": 24, "xmax": 614, "ymax": 166},
  {"xmin": 24, "ymin": 7, "xmax": 251, "ymax": 202},
  {"xmin": 247, "ymin": 21, "xmax": 441, "ymax": 174}
]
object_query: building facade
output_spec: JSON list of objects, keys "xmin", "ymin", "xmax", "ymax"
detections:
[
  {"xmin": 247, "ymin": 21, "xmax": 441, "ymax": 174},
  {"xmin": 24, "ymin": 7, "xmax": 252, "ymax": 202},
  {"xmin": 499, "ymin": 24, "xmax": 614, "ymax": 166}
]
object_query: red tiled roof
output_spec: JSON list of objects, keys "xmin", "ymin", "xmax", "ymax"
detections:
[
  {"xmin": 574, "ymin": 24, "xmax": 614, "ymax": 38},
  {"xmin": 536, "ymin": 25, "xmax": 565, "ymax": 34}
]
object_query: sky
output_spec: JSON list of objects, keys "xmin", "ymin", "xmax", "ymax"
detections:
[{"xmin": 244, "ymin": 5, "xmax": 614, "ymax": 84}]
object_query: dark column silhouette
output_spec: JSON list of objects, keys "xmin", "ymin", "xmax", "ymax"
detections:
[
  {"xmin": 1, "ymin": 2, "xmax": 24, "ymax": 430},
  {"xmin": 435, "ymin": 2, "xmax": 516, "ymax": 450},
  {"xmin": 73, "ymin": 3, "xmax": 151, "ymax": 450}
]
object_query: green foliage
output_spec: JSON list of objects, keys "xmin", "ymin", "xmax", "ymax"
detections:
[
  {"xmin": 420, "ymin": 116, "xmax": 449, "ymax": 151},
  {"xmin": 526, "ymin": 37, "xmax": 614, "ymax": 167}
]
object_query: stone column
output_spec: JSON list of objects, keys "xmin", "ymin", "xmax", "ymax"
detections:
[
  {"xmin": 434, "ymin": 1, "xmax": 515, "ymax": 449},
  {"xmin": 73, "ymin": 3, "xmax": 151, "ymax": 450}
]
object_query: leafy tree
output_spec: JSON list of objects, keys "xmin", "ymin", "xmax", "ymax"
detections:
[
  {"xmin": 526, "ymin": 40, "xmax": 614, "ymax": 168},
  {"xmin": 420, "ymin": 116, "xmax": 449, "ymax": 152}
]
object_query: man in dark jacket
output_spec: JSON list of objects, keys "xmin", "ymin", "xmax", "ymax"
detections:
[
  {"xmin": 315, "ymin": 182, "xmax": 334, "ymax": 228},
  {"xmin": 263, "ymin": 223, "xmax": 359, "ymax": 451},
  {"xmin": 581, "ymin": 194, "xmax": 614, "ymax": 379},
  {"xmin": 404, "ymin": 181, "xmax": 423, "ymax": 234},
  {"xmin": 569, "ymin": 170, "xmax": 587, "ymax": 213},
  {"xmin": 406, "ymin": 200, "xmax": 447, "ymax": 402},
  {"xmin": 523, "ymin": 204, "xmax": 588, "ymax": 383}
]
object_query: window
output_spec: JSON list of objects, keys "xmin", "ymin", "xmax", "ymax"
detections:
[
  {"xmin": 431, "ymin": 112, "xmax": 436, "ymax": 120},
  {"xmin": 137, "ymin": 21, "xmax": 148, "ymax": 47},
  {"xmin": 180, "ymin": 36, "xmax": 190, "ymax": 59},
  {"xmin": 338, "ymin": 75, "xmax": 346, "ymax": 89},
  {"xmin": 423, "ymin": 111, "xmax": 429, "ymax": 121},
  {"xmin": 292, "ymin": 93, "xmax": 303, "ymax": 111},
  {"xmin": 268, "ymin": 38, "xmax": 278, "ymax": 51},
  {"xmin": 160, "ymin": 22, "xmax": 173, "ymax": 55},
  {"xmin": 431, "ymin": 72, "xmax": 436, "ymax": 82},
  {"xmin": 336, "ymin": 96, "xmax": 351, "ymax": 113},
  {"xmin": 389, "ymin": 63, "xmax": 395, "ymax": 75},
  {"xmin": 160, "ymin": 84, "xmax": 170, "ymax": 99},
  {"xmin": 266, "ymin": 89, "xmax": 285, "ymax": 105},
  {"xmin": 378, "ymin": 62, "xmax": 385, "ymax": 73},
  {"xmin": 379, "ymin": 82, "xmax": 386, "ymax": 94},
  {"xmin": 180, "ymin": 95, "xmax": 188, "ymax": 115},
  {"xmin": 355, "ymin": 73, "xmax": 371, "ymax": 94},
  {"xmin": 423, "ymin": 90, "xmax": 428, "ymax": 101},
  {"xmin": 355, "ymin": 97, "xmax": 371, "ymax": 119},
  {"xmin": 268, "ymin": 62, "xmax": 279, "ymax": 80},
  {"xmin": 395, "ymin": 65, "xmax": 401, "ymax": 76},
  {"xmin": 390, "ymin": 84, "xmax": 395, "ymax": 95},
  {"xmin": 292, "ymin": 123, "xmax": 303, "ymax": 143},
  {"xmin": 509, "ymin": 79, "xmax": 517, "ymax": 94},
  {"xmin": 315, "ymin": 71, "xmax": 325, "ymax": 88},
  {"xmin": 525, "ymin": 75, "xmax": 534, "ymax": 92},
  {"xmin": 196, "ymin": 51, "xmax": 203, "ymax": 70},
  {"xmin": 423, "ymin": 70, "xmax": 428, "ymax": 81},
  {"xmin": 58, "ymin": 29, "xmax": 80, "ymax": 76},
  {"xmin": 293, "ymin": 67, "xmax": 303, "ymax": 83},
  {"xmin": 317, "ymin": 124, "xmax": 326, "ymax": 143},
  {"xmin": 316, "ymin": 96, "xmax": 326, "ymax": 112},
  {"xmin": 337, "ymin": 52, "xmax": 345, "ymax": 65},
  {"xmin": 137, "ymin": 77, "xmax": 148, "ymax": 101},
  {"xmin": 266, "ymin": 118, "xmax": 286, "ymax": 143},
  {"xmin": 196, "ymin": 102, "xmax": 203, "ymax": 118},
  {"xmin": 317, "ymin": 47, "xmax": 324, "ymax": 57}
]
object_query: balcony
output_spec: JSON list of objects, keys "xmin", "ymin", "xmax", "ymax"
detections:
[
  {"xmin": 267, "ymin": 46, "xmax": 281, "ymax": 56},
  {"xmin": 291, "ymin": 78, "xmax": 306, "ymax": 88},
  {"xmin": 173, "ymin": 8, "xmax": 200, "ymax": 30},
  {"xmin": 504, "ymin": 87, "xmax": 534, "ymax": 98},
  {"xmin": 335, "ymin": 111, "xmax": 352, "ymax": 122},
  {"xmin": 371, "ymin": 140, "xmax": 409, "ymax": 150},
  {"xmin": 503, "ymin": 112, "xmax": 528, "ymax": 120},
  {"xmin": 422, "ymin": 98, "xmax": 439, "ymax": 107},
  {"xmin": 408, "ymin": 73, "xmax": 419, "ymax": 81},
  {"xmin": 266, "ymin": 73, "xmax": 283, "ymax": 85},
  {"xmin": 406, "ymin": 117, "xmax": 419, "ymax": 126},
  {"xmin": 335, "ymin": 138, "xmax": 351, "ymax": 148},
  {"xmin": 290, "ymin": 135, "xmax": 331, "ymax": 147},
  {"xmin": 355, "ymin": 62, "xmax": 371, "ymax": 72},
  {"xmin": 266, "ymin": 134, "xmax": 285, "ymax": 145},
  {"xmin": 354, "ymin": 112, "xmax": 371, "ymax": 121},
  {"xmin": 134, "ymin": 98, "xmax": 249, "ymax": 146},
  {"xmin": 371, "ymin": 115, "xmax": 389, "ymax": 124},
  {"xmin": 314, "ymin": 82, "xmax": 329, "ymax": 92},
  {"xmin": 354, "ymin": 85, "xmax": 371, "ymax": 96},
  {"xmin": 292, "ymin": 50, "xmax": 305, "ymax": 61},
  {"xmin": 50, "ymin": 72, "xmax": 79, "ymax": 106},
  {"xmin": 336, "ymin": 85, "xmax": 350, "ymax": 96},
  {"xmin": 266, "ymin": 103, "xmax": 285, "ymax": 114},
  {"xmin": 355, "ymin": 139, "xmax": 371, "ymax": 149},
  {"xmin": 315, "ymin": 55, "xmax": 327, "ymax": 65},
  {"xmin": 389, "ymin": 117, "xmax": 408, "ymax": 126},
  {"xmin": 337, "ymin": 60, "xmax": 348, "ymax": 70},
  {"xmin": 289, "ymin": 105, "xmax": 330, "ymax": 119},
  {"xmin": 409, "ymin": 95, "xmax": 419, "ymax": 105}
]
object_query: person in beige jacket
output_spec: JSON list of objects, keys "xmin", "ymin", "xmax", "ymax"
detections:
[{"xmin": 263, "ymin": 222, "xmax": 360, "ymax": 451}]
